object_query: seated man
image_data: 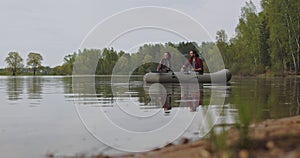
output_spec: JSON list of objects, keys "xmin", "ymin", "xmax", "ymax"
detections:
[
  {"xmin": 181, "ymin": 50, "xmax": 203, "ymax": 74},
  {"xmin": 157, "ymin": 52, "xmax": 171, "ymax": 73}
]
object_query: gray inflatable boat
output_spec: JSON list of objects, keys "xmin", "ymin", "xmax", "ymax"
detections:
[{"xmin": 144, "ymin": 69, "xmax": 232, "ymax": 83}]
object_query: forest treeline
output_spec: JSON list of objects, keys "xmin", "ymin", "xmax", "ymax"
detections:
[
  {"xmin": 51, "ymin": 0, "xmax": 300, "ymax": 76},
  {"xmin": 51, "ymin": 42, "xmax": 204, "ymax": 75},
  {"xmin": 219, "ymin": 0, "xmax": 299, "ymax": 75},
  {"xmin": 2, "ymin": 0, "xmax": 299, "ymax": 76}
]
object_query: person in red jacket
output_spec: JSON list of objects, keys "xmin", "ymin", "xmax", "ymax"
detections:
[{"xmin": 181, "ymin": 50, "xmax": 203, "ymax": 74}]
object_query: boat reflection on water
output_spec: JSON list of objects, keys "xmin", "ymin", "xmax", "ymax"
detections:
[
  {"xmin": 163, "ymin": 94, "xmax": 172, "ymax": 113},
  {"xmin": 180, "ymin": 83, "xmax": 203, "ymax": 112},
  {"xmin": 144, "ymin": 82, "xmax": 238, "ymax": 132},
  {"xmin": 70, "ymin": 76, "xmax": 238, "ymax": 140},
  {"xmin": 145, "ymin": 83, "xmax": 203, "ymax": 113}
]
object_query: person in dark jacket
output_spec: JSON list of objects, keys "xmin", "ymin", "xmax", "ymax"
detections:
[
  {"xmin": 181, "ymin": 50, "xmax": 203, "ymax": 74},
  {"xmin": 157, "ymin": 52, "xmax": 171, "ymax": 73}
]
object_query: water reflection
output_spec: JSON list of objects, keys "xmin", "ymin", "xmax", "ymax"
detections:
[
  {"xmin": 4, "ymin": 76, "xmax": 66, "ymax": 105},
  {"xmin": 70, "ymin": 76, "xmax": 237, "ymax": 133},
  {"xmin": 146, "ymin": 83, "xmax": 237, "ymax": 128},
  {"xmin": 1, "ymin": 76, "xmax": 300, "ymax": 157},
  {"xmin": 70, "ymin": 76, "xmax": 237, "ymax": 152},
  {"xmin": 62, "ymin": 76, "xmax": 73, "ymax": 94},
  {"xmin": 180, "ymin": 84, "xmax": 203, "ymax": 112},
  {"xmin": 68, "ymin": 76, "xmax": 115, "ymax": 106},
  {"xmin": 145, "ymin": 83, "xmax": 172, "ymax": 114},
  {"xmin": 27, "ymin": 77, "xmax": 43, "ymax": 100},
  {"xmin": 69, "ymin": 76, "xmax": 232, "ymax": 112},
  {"xmin": 145, "ymin": 83, "xmax": 204, "ymax": 113},
  {"xmin": 229, "ymin": 77, "xmax": 300, "ymax": 121},
  {"xmin": 6, "ymin": 77, "xmax": 24, "ymax": 101}
]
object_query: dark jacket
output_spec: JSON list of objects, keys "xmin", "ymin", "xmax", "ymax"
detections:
[{"xmin": 157, "ymin": 58, "xmax": 171, "ymax": 72}]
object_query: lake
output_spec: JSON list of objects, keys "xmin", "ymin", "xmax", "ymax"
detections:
[{"xmin": 0, "ymin": 76, "xmax": 299, "ymax": 157}]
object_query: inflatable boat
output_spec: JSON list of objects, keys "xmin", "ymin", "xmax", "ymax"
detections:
[{"xmin": 144, "ymin": 69, "xmax": 232, "ymax": 83}]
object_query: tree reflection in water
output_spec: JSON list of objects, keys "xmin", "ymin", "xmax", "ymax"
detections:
[
  {"xmin": 27, "ymin": 77, "xmax": 43, "ymax": 100},
  {"xmin": 6, "ymin": 77, "xmax": 24, "ymax": 101}
]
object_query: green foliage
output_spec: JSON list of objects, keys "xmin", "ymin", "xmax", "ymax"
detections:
[
  {"xmin": 5, "ymin": 52, "xmax": 24, "ymax": 76},
  {"xmin": 211, "ymin": 0, "xmax": 300, "ymax": 75},
  {"xmin": 201, "ymin": 42, "xmax": 224, "ymax": 72},
  {"xmin": 263, "ymin": 0, "xmax": 300, "ymax": 74},
  {"xmin": 210, "ymin": 127, "xmax": 231, "ymax": 157},
  {"xmin": 57, "ymin": 42, "xmax": 205, "ymax": 75},
  {"xmin": 234, "ymin": 1, "xmax": 262, "ymax": 74},
  {"xmin": 27, "ymin": 52, "xmax": 43, "ymax": 75},
  {"xmin": 62, "ymin": 52, "xmax": 77, "ymax": 75},
  {"xmin": 72, "ymin": 49, "xmax": 101, "ymax": 75}
]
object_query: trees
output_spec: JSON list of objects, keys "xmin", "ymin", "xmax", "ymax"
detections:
[
  {"xmin": 234, "ymin": 1, "xmax": 262, "ymax": 74},
  {"xmin": 214, "ymin": 0, "xmax": 299, "ymax": 75},
  {"xmin": 27, "ymin": 52, "xmax": 43, "ymax": 75},
  {"xmin": 216, "ymin": 30, "xmax": 231, "ymax": 67},
  {"xmin": 73, "ymin": 49, "xmax": 101, "ymax": 75},
  {"xmin": 5, "ymin": 52, "xmax": 24, "ymax": 76},
  {"xmin": 62, "ymin": 53, "xmax": 77, "ymax": 75},
  {"xmin": 258, "ymin": 13, "xmax": 271, "ymax": 70},
  {"xmin": 262, "ymin": 0, "xmax": 300, "ymax": 74}
]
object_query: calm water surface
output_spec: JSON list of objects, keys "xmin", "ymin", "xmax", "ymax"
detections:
[{"xmin": 0, "ymin": 76, "xmax": 299, "ymax": 157}]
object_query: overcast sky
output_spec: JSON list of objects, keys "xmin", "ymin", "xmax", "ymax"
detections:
[{"xmin": 0, "ymin": 0, "xmax": 261, "ymax": 68}]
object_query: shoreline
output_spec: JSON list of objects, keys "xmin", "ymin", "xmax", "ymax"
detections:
[{"xmin": 84, "ymin": 115, "xmax": 300, "ymax": 158}]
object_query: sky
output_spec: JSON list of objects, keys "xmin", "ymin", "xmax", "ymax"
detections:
[{"xmin": 0, "ymin": 0, "xmax": 261, "ymax": 68}]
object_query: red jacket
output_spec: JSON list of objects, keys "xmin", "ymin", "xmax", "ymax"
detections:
[{"xmin": 185, "ymin": 56, "xmax": 203, "ymax": 74}]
